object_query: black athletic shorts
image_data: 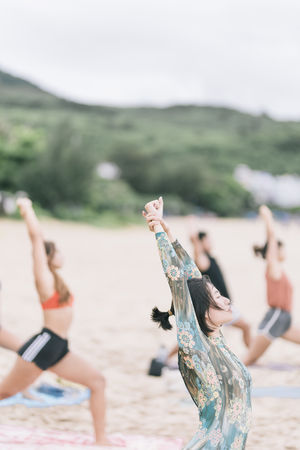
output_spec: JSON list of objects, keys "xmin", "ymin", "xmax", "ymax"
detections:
[
  {"xmin": 17, "ymin": 327, "xmax": 69, "ymax": 370},
  {"xmin": 258, "ymin": 308, "xmax": 291, "ymax": 341}
]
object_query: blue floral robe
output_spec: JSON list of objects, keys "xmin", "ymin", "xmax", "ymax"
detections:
[{"xmin": 155, "ymin": 232, "xmax": 252, "ymax": 449}]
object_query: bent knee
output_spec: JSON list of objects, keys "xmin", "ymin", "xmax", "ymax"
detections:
[{"xmin": 89, "ymin": 372, "xmax": 106, "ymax": 391}]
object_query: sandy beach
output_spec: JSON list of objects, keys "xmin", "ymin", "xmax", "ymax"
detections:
[{"xmin": 0, "ymin": 217, "xmax": 299, "ymax": 449}]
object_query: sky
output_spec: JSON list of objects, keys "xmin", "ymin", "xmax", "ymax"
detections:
[{"xmin": 0, "ymin": 0, "xmax": 300, "ymax": 119}]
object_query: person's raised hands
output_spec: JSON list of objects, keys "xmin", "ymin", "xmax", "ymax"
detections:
[
  {"xmin": 259, "ymin": 205, "xmax": 272, "ymax": 221},
  {"xmin": 16, "ymin": 197, "xmax": 32, "ymax": 216},
  {"xmin": 142, "ymin": 211, "xmax": 169, "ymax": 233},
  {"xmin": 144, "ymin": 196, "xmax": 163, "ymax": 218},
  {"xmin": 143, "ymin": 197, "xmax": 165, "ymax": 232}
]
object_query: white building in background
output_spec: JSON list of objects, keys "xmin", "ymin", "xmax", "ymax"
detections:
[
  {"xmin": 96, "ymin": 162, "xmax": 120, "ymax": 180},
  {"xmin": 234, "ymin": 164, "xmax": 300, "ymax": 208},
  {"xmin": 0, "ymin": 191, "xmax": 27, "ymax": 215}
]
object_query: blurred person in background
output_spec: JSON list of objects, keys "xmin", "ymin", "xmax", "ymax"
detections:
[
  {"xmin": 190, "ymin": 226, "xmax": 251, "ymax": 346},
  {"xmin": 163, "ymin": 221, "xmax": 251, "ymax": 367},
  {"xmin": 243, "ymin": 205, "xmax": 300, "ymax": 366},
  {"xmin": 144, "ymin": 197, "xmax": 251, "ymax": 449},
  {"xmin": 0, "ymin": 198, "xmax": 113, "ymax": 447}
]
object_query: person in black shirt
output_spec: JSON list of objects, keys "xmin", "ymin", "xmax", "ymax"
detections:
[
  {"xmin": 190, "ymin": 230, "xmax": 251, "ymax": 347},
  {"xmin": 164, "ymin": 229, "xmax": 251, "ymax": 365}
]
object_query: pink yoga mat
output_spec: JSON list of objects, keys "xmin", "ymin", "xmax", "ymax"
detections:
[{"xmin": 0, "ymin": 425, "xmax": 183, "ymax": 449}]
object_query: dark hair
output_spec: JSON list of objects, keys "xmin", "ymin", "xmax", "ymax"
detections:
[
  {"xmin": 253, "ymin": 240, "xmax": 283, "ymax": 259},
  {"xmin": 44, "ymin": 241, "xmax": 71, "ymax": 305},
  {"xmin": 198, "ymin": 231, "xmax": 207, "ymax": 241},
  {"xmin": 187, "ymin": 276, "xmax": 223, "ymax": 335},
  {"xmin": 151, "ymin": 275, "xmax": 222, "ymax": 336},
  {"xmin": 151, "ymin": 303, "xmax": 175, "ymax": 330}
]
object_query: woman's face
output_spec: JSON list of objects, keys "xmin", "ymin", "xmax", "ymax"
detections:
[{"xmin": 206, "ymin": 283, "xmax": 233, "ymax": 330}]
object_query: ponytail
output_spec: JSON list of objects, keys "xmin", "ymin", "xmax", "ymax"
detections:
[
  {"xmin": 151, "ymin": 302, "xmax": 175, "ymax": 330},
  {"xmin": 44, "ymin": 241, "xmax": 71, "ymax": 305},
  {"xmin": 253, "ymin": 244, "xmax": 268, "ymax": 259},
  {"xmin": 253, "ymin": 240, "xmax": 283, "ymax": 259}
]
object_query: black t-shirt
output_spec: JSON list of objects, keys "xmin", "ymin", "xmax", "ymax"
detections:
[{"xmin": 201, "ymin": 254, "xmax": 230, "ymax": 299}]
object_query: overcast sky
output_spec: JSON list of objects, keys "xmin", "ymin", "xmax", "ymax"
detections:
[{"xmin": 0, "ymin": 0, "xmax": 300, "ymax": 119}]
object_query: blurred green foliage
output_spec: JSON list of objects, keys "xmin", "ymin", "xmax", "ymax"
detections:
[{"xmin": 1, "ymin": 70, "xmax": 300, "ymax": 222}]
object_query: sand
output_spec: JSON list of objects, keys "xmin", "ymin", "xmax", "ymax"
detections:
[{"xmin": 0, "ymin": 217, "xmax": 299, "ymax": 449}]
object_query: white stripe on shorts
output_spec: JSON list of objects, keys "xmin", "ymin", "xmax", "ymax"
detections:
[
  {"xmin": 260, "ymin": 308, "xmax": 281, "ymax": 336},
  {"xmin": 22, "ymin": 332, "xmax": 51, "ymax": 362}
]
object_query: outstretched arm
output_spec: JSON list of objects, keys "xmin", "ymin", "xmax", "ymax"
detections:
[
  {"xmin": 259, "ymin": 205, "xmax": 281, "ymax": 279},
  {"xmin": 144, "ymin": 212, "xmax": 201, "ymax": 280},
  {"xmin": 144, "ymin": 199, "xmax": 182, "ymax": 282},
  {"xmin": 172, "ymin": 239, "xmax": 202, "ymax": 280},
  {"xmin": 144, "ymin": 201, "xmax": 211, "ymax": 384},
  {"xmin": 144, "ymin": 199, "xmax": 188, "ymax": 312},
  {"xmin": 143, "ymin": 212, "xmax": 176, "ymax": 243},
  {"xmin": 17, "ymin": 198, "xmax": 54, "ymax": 299}
]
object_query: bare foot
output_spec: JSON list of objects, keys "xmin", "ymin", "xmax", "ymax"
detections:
[{"xmin": 94, "ymin": 437, "xmax": 124, "ymax": 447}]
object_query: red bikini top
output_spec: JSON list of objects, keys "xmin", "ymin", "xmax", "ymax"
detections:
[{"xmin": 41, "ymin": 291, "xmax": 74, "ymax": 310}]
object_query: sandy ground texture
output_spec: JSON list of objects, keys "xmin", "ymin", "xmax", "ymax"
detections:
[{"xmin": 0, "ymin": 217, "xmax": 300, "ymax": 449}]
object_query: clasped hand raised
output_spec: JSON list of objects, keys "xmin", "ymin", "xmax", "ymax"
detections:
[{"xmin": 142, "ymin": 197, "xmax": 170, "ymax": 233}]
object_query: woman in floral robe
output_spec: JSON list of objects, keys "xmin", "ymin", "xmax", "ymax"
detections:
[{"xmin": 144, "ymin": 198, "xmax": 251, "ymax": 450}]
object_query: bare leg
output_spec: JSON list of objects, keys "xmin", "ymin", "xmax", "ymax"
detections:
[
  {"xmin": 231, "ymin": 319, "xmax": 252, "ymax": 348},
  {"xmin": 50, "ymin": 352, "xmax": 112, "ymax": 447},
  {"xmin": 243, "ymin": 335, "xmax": 272, "ymax": 366},
  {"xmin": 282, "ymin": 326, "xmax": 300, "ymax": 344},
  {"xmin": 0, "ymin": 327, "xmax": 22, "ymax": 352},
  {"xmin": 0, "ymin": 356, "xmax": 42, "ymax": 399}
]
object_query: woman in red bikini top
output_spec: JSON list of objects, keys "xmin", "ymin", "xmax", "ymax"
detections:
[
  {"xmin": 40, "ymin": 240, "xmax": 74, "ymax": 338},
  {"xmin": 243, "ymin": 205, "xmax": 300, "ymax": 366},
  {"xmin": 0, "ymin": 198, "xmax": 113, "ymax": 447}
]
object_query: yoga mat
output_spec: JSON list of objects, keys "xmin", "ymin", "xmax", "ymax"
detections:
[
  {"xmin": 0, "ymin": 425, "xmax": 183, "ymax": 449},
  {"xmin": 0, "ymin": 383, "xmax": 90, "ymax": 408},
  {"xmin": 252, "ymin": 386, "xmax": 300, "ymax": 399}
]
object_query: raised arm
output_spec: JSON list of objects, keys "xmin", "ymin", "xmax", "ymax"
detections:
[
  {"xmin": 144, "ymin": 199, "xmax": 203, "ymax": 322},
  {"xmin": 259, "ymin": 205, "xmax": 281, "ymax": 279},
  {"xmin": 144, "ymin": 200, "xmax": 211, "ymax": 372},
  {"xmin": 144, "ymin": 199, "xmax": 182, "ymax": 280},
  {"xmin": 17, "ymin": 198, "xmax": 54, "ymax": 300},
  {"xmin": 144, "ymin": 199, "xmax": 188, "ymax": 308},
  {"xmin": 172, "ymin": 239, "xmax": 202, "ymax": 280},
  {"xmin": 144, "ymin": 211, "xmax": 201, "ymax": 280}
]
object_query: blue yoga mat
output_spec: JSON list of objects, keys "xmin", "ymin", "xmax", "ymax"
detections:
[
  {"xmin": 252, "ymin": 386, "xmax": 300, "ymax": 399},
  {"xmin": 0, "ymin": 383, "xmax": 90, "ymax": 408}
]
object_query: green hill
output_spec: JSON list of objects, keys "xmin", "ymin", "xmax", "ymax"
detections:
[
  {"xmin": 1, "ymin": 68, "xmax": 300, "ymax": 218},
  {"xmin": 0, "ymin": 70, "xmax": 62, "ymax": 108}
]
